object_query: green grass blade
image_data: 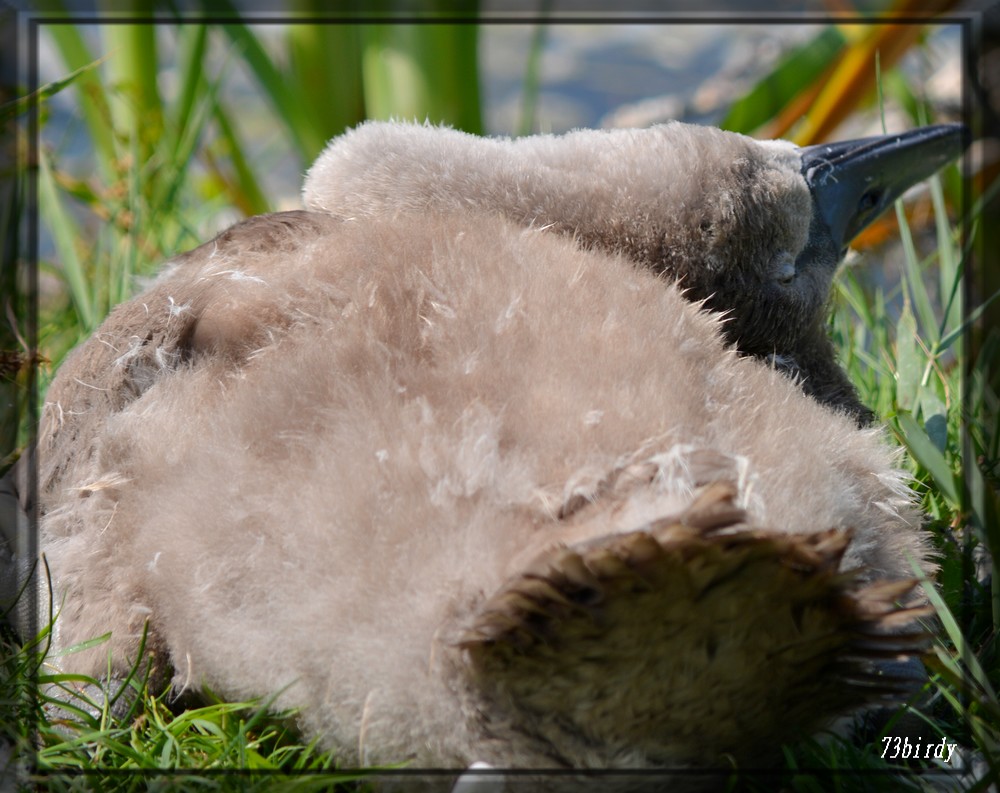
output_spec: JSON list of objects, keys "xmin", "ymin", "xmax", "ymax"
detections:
[
  {"xmin": 49, "ymin": 631, "xmax": 112, "ymax": 658},
  {"xmin": 152, "ymin": 30, "xmax": 233, "ymax": 236},
  {"xmin": 170, "ymin": 24, "xmax": 210, "ymax": 164},
  {"xmin": 930, "ymin": 173, "xmax": 961, "ymax": 335},
  {"xmin": 894, "ymin": 303, "xmax": 921, "ymax": 412},
  {"xmin": 361, "ymin": 22, "xmax": 482, "ymax": 134},
  {"xmin": 38, "ymin": 146, "xmax": 94, "ymax": 332},
  {"xmin": 44, "ymin": 23, "xmax": 117, "ymax": 175},
  {"xmin": 0, "ymin": 55, "xmax": 109, "ymax": 124},
  {"xmin": 911, "ymin": 555, "xmax": 998, "ymax": 705},
  {"xmin": 111, "ymin": 119, "xmax": 141, "ymax": 308},
  {"xmin": 895, "ymin": 198, "xmax": 940, "ymax": 345},
  {"xmin": 938, "ymin": 287, "xmax": 1000, "ymax": 353},
  {"xmin": 893, "ymin": 410, "xmax": 960, "ymax": 506},
  {"xmin": 287, "ymin": 20, "xmax": 366, "ymax": 150},
  {"xmin": 104, "ymin": 20, "xmax": 164, "ymax": 154},
  {"xmin": 219, "ymin": 19, "xmax": 317, "ymax": 162},
  {"xmin": 518, "ymin": 15, "xmax": 549, "ymax": 136},
  {"xmin": 210, "ymin": 96, "xmax": 272, "ymax": 216}
]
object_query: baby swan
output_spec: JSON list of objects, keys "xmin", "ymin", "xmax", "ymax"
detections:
[{"xmin": 13, "ymin": 121, "xmax": 963, "ymax": 787}]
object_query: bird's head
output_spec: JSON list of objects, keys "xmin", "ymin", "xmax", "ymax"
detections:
[{"xmin": 600, "ymin": 124, "xmax": 965, "ymax": 357}]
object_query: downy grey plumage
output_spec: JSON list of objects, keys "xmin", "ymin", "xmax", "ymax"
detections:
[
  {"xmin": 305, "ymin": 121, "xmax": 964, "ymax": 424},
  {"xmin": 12, "ymin": 120, "xmax": 965, "ymax": 785}
]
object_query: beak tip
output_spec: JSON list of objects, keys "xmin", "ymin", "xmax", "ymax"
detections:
[{"xmin": 799, "ymin": 123, "xmax": 967, "ymax": 251}]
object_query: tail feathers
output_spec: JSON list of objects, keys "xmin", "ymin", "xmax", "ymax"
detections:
[{"xmin": 457, "ymin": 482, "xmax": 929, "ymax": 767}]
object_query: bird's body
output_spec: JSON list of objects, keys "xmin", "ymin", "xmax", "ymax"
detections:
[
  {"xmin": 20, "ymin": 121, "xmax": 965, "ymax": 779},
  {"xmin": 39, "ymin": 209, "xmax": 926, "ymax": 771}
]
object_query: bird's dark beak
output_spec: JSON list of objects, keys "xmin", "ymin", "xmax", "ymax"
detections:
[{"xmin": 799, "ymin": 124, "xmax": 967, "ymax": 254}]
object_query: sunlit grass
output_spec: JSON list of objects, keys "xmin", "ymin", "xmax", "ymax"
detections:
[{"xmin": 2, "ymin": 606, "xmax": 367, "ymax": 791}]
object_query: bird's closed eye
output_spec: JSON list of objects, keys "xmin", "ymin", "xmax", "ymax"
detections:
[
  {"xmin": 775, "ymin": 257, "xmax": 796, "ymax": 286},
  {"xmin": 858, "ymin": 189, "xmax": 882, "ymax": 214}
]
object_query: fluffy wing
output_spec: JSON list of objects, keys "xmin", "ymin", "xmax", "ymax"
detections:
[{"xmin": 459, "ymin": 482, "xmax": 929, "ymax": 768}]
